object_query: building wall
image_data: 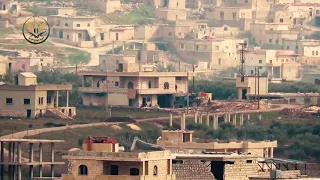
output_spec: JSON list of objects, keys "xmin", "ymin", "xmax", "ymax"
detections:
[
  {"xmin": 109, "ymin": 28, "xmax": 135, "ymax": 41},
  {"xmin": 173, "ymin": 160, "xmax": 214, "ymax": 180},
  {"xmin": 224, "ymin": 158, "xmax": 259, "ymax": 180},
  {"xmin": 108, "ymin": 93, "xmax": 129, "ymax": 106},
  {"xmin": 0, "ymin": 90, "xmax": 36, "ymax": 117},
  {"xmin": 69, "ymin": 159, "xmax": 104, "ymax": 180},
  {"xmin": 303, "ymin": 46, "xmax": 320, "ymax": 57},
  {"xmin": 82, "ymin": 93, "xmax": 107, "ymax": 106},
  {"xmin": 157, "ymin": 9, "xmax": 187, "ymax": 21}
]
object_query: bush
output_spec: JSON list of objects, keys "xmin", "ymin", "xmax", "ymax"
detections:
[{"xmin": 43, "ymin": 122, "xmax": 66, "ymax": 127}]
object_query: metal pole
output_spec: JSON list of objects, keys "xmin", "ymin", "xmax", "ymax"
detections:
[
  {"xmin": 258, "ymin": 68, "xmax": 260, "ymax": 110},
  {"xmin": 255, "ymin": 67, "xmax": 257, "ymax": 101},
  {"xmin": 192, "ymin": 65, "xmax": 195, "ymax": 93},
  {"xmin": 187, "ymin": 72, "xmax": 189, "ymax": 114},
  {"xmin": 179, "ymin": 61, "xmax": 181, "ymax": 72}
]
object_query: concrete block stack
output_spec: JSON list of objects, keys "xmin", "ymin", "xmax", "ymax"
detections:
[{"xmin": 172, "ymin": 160, "xmax": 214, "ymax": 180}]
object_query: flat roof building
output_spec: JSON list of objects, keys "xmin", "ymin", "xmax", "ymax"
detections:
[{"xmin": 0, "ymin": 72, "xmax": 76, "ymax": 119}]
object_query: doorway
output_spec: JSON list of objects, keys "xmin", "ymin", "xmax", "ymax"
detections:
[
  {"xmin": 8, "ymin": 63, "xmax": 12, "ymax": 73},
  {"xmin": 27, "ymin": 109, "xmax": 32, "ymax": 118},
  {"xmin": 242, "ymin": 89, "xmax": 247, "ymax": 100},
  {"xmin": 116, "ymin": 33, "xmax": 119, "ymax": 41},
  {"xmin": 69, "ymin": 109, "xmax": 72, "ymax": 117},
  {"xmin": 59, "ymin": 30, "xmax": 63, "ymax": 38},
  {"xmin": 130, "ymin": 168, "xmax": 139, "ymax": 176}
]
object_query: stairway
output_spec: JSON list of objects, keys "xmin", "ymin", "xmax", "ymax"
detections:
[{"xmin": 45, "ymin": 108, "xmax": 74, "ymax": 120}]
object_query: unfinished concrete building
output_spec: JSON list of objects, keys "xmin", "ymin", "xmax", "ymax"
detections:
[
  {"xmin": 0, "ymin": 139, "xmax": 65, "ymax": 180},
  {"xmin": 79, "ymin": 62, "xmax": 194, "ymax": 108},
  {"xmin": 0, "ymin": 72, "xmax": 76, "ymax": 119},
  {"xmin": 61, "ymin": 136, "xmax": 310, "ymax": 180}
]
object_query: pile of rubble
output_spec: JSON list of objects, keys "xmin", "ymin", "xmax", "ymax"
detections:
[
  {"xmin": 303, "ymin": 106, "xmax": 320, "ymax": 112},
  {"xmin": 280, "ymin": 108, "xmax": 303, "ymax": 118},
  {"xmin": 199, "ymin": 101, "xmax": 269, "ymax": 113}
]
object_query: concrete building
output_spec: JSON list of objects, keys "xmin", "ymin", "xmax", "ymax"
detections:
[
  {"xmin": 236, "ymin": 75, "xmax": 269, "ymax": 100},
  {"xmin": 61, "ymin": 135, "xmax": 308, "ymax": 180},
  {"xmin": 0, "ymin": 0, "xmax": 20, "ymax": 16},
  {"xmin": 174, "ymin": 38, "xmax": 246, "ymax": 70},
  {"xmin": 250, "ymin": 22, "xmax": 299, "ymax": 47},
  {"xmin": 157, "ymin": 130, "xmax": 277, "ymax": 158},
  {"xmin": 80, "ymin": 0, "xmax": 121, "ymax": 14},
  {"xmin": 0, "ymin": 139, "xmax": 65, "ymax": 180},
  {"xmin": 38, "ymin": 7, "xmax": 76, "ymax": 16},
  {"xmin": 0, "ymin": 72, "xmax": 76, "ymax": 119},
  {"xmin": 244, "ymin": 47, "xmax": 301, "ymax": 82},
  {"xmin": 6, "ymin": 55, "xmax": 54, "ymax": 73},
  {"xmin": 48, "ymin": 15, "xmax": 133, "ymax": 47},
  {"xmin": 79, "ymin": 62, "xmax": 194, "ymax": 108},
  {"xmin": 156, "ymin": 8, "xmax": 187, "ymax": 21},
  {"xmin": 62, "ymin": 136, "xmax": 176, "ymax": 180}
]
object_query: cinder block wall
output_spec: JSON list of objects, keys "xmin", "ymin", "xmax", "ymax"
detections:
[{"xmin": 173, "ymin": 160, "xmax": 214, "ymax": 180}]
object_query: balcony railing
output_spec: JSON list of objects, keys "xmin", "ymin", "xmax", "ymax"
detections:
[{"xmin": 79, "ymin": 87, "xmax": 128, "ymax": 93}]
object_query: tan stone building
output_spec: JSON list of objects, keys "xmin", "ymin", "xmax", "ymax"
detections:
[
  {"xmin": 79, "ymin": 63, "xmax": 193, "ymax": 108},
  {"xmin": 174, "ymin": 38, "xmax": 246, "ymax": 70},
  {"xmin": 38, "ymin": 7, "xmax": 76, "ymax": 16},
  {"xmin": 0, "ymin": 0, "xmax": 20, "ymax": 16},
  {"xmin": 62, "ymin": 136, "xmax": 175, "ymax": 180},
  {"xmin": 6, "ymin": 55, "xmax": 54, "ymax": 73},
  {"xmin": 157, "ymin": 130, "xmax": 277, "ymax": 158},
  {"xmin": 80, "ymin": 0, "xmax": 121, "ymax": 14},
  {"xmin": 0, "ymin": 72, "xmax": 76, "ymax": 119},
  {"xmin": 236, "ymin": 75, "xmax": 269, "ymax": 100}
]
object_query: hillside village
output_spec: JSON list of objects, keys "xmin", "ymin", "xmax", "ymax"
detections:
[{"xmin": 0, "ymin": 0, "xmax": 320, "ymax": 179}]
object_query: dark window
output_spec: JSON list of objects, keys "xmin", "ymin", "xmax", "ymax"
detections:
[
  {"xmin": 77, "ymin": 24, "xmax": 80, "ymax": 27},
  {"xmin": 220, "ymin": 12, "xmax": 224, "ymax": 20},
  {"xmin": 153, "ymin": 166, "xmax": 158, "ymax": 176},
  {"xmin": 79, "ymin": 165, "xmax": 88, "ymax": 175},
  {"xmin": 246, "ymin": 160, "xmax": 253, "ymax": 163},
  {"xmin": 110, "ymin": 165, "xmax": 118, "ymax": 175},
  {"xmin": 65, "ymin": 23, "xmax": 68, "ymax": 27},
  {"xmin": 232, "ymin": 12, "xmax": 236, "ymax": 19},
  {"xmin": 88, "ymin": 23, "xmax": 90, "ymax": 27},
  {"xmin": 224, "ymin": 26, "xmax": 228, "ymax": 31},
  {"xmin": 259, "ymin": 60, "xmax": 262, "ymax": 64},
  {"xmin": 251, "ymin": 70, "xmax": 254, "ymax": 74},
  {"xmin": 6, "ymin": 98, "xmax": 13, "ymax": 104},
  {"xmin": 164, "ymin": 82, "xmax": 169, "ymax": 89},
  {"xmin": 280, "ymin": 18, "xmax": 283, "ymax": 23},
  {"xmin": 176, "ymin": 77, "xmax": 182, "ymax": 80},
  {"xmin": 148, "ymin": 81, "xmax": 152, "ymax": 88},
  {"xmin": 173, "ymin": 160, "xmax": 183, "ymax": 164},
  {"xmin": 47, "ymin": 96, "xmax": 51, "ymax": 104},
  {"xmin": 100, "ymin": 33, "xmax": 104, "ymax": 40},
  {"xmin": 168, "ymin": 32, "xmax": 172, "ymax": 36},
  {"xmin": 78, "ymin": 33, "xmax": 82, "ymax": 38},
  {"xmin": 245, "ymin": 0, "xmax": 248, "ymax": 3},
  {"xmin": 269, "ymin": 39, "xmax": 272, "ymax": 43},
  {"xmin": 127, "ymin": 82, "xmax": 134, "ymax": 89},
  {"xmin": 115, "ymin": 81, "xmax": 119, "ymax": 86},
  {"xmin": 130, "ymin": 168, "xmax": 140, "ymax": 176},
  {"xmin": 24, "ymin": 99, "xmax": 30, "ymax": 105}
]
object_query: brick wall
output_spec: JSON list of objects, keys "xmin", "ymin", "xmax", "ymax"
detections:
[
  {"xmin": 224, "ymin": 159, "xmax": 259, "ymax": 180},
  {"xmin": 173, "ymin": 160, "xmax": 214, "ymax": 180}
]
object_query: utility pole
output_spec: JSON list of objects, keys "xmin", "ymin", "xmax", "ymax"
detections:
[
  {"xmin": 76, "ymin": 64, "xmax": 78, "ymax": 75},
  {"xmin": 186, "ymin": 71, "xmax": 189, "ymax": 114},
  {"xmin": 238, "ymin": 42, "xmax": 248, "ymax": 81},
  {"xmin": 257, "ymin": 67, "xmax": 260, "ymax": 110},
  {"xmin": 192, "ymin": 65, "xmax": 195, "ymax": 93},
  {"xmin": 255, "ymin": 67, "xmax": 257, "ymax": 101},
  {"xmin": 179, "ymin": 61, "xmax": 181, "ymax": 72}
]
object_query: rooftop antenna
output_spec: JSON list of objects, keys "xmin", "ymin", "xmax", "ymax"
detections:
[{"xmin": 238, "ymin": 42, "xmax": 248, "ymax": 81}]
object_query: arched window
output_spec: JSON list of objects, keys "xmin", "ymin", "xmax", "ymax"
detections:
[
  {"xmin": 127, "ymin": 81, "xmax": 134, "ymax": 89},
  {"xmin": 164, "ymin": 82, "xmax": 169, "ymax": 89},
  {"xmin": 97, "ymin": 81, "xmax": 100, "ymax": 87},
  {"xmin": 79, "ymin": 165, "xmax": 88, "ymax": 175},
  {"xmin": 148, "ymin": 81, "xmax": 152, "ymax": 89},
  {"xmin": 153, "ymin": 165, "xmax": 158, "ymax": 176}
]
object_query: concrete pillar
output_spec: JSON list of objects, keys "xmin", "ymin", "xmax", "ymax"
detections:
[
  {"xmin": 29, "ymin": 143, "xmax": 33, "ymax": 163},
  {"xmin": 169, "ymin": 113, "xmax": 173, "ymax": 127},
  {"xmin": 8, "ymin": 142, "xmax": 12, "ymax": 180},
  {"xmin": 194, "ymin": 112, "xmax": 198, "ymax": 123},
  {"xmin": 112, "ymin": 41, "xmax": 115, "ymax": 53},
  {"xmin": 17, "ymin": 165, "xmax": 21, "ymax": 180},
  {"xmin": 247, "ymin": 114, "xmax": 250, "ymax": 120},
  {"xmin": 0, "ymin": 142, "xmax": 4, "ymax": 180},
  {"xmin": 199, "ymin": 114, "xmax": 203, "ymax": 124},
  {"xmin": 182, "ymin": 113, "xmax": 186, "ymax": 131},
  {"xmin": 17, "ymin": 142, "xmax": 21, "ymax": 163},
  {"xmin": 258, "ymin": 113, "xmax": 262, "ymax": 120},
  {"xmin": 55, "ymin": 91, "xmax": 59, "ymax": 108},
  {"xmin": 270, "ymin": 148, "xmax": 274, "ymax": 158},
  {"xmin": 213, "ymin": 114, "xmax": 219, "ymax": 130},
  {"xmin": 12, "ymin": 143, "xmax": 15, "ymax": 180},
  {"xmin": 240, "ymin": 113, "xmax": 244, "ymax": 126},
  {"xmin": 29, "ymin": 166, "xmax": 33, "ymax": 179},
  {"xmin": 51, "ymin": 143, "xmax": 54, "ymax": 163},
  {"xmin": 122, "ymin": 41, "xmax": 125, "ymax": 50},
  {"xmin": 224, "ymin": 113, "xmax": 228, "ymax": 123},
  {"xmin": 39, "ymin": 142, "xmax": 43, "ymax": 177},
  {"xmin": 39, "ymin": 165, "xmax": 43, "ymax": 177},
  {"xmin": 51, "ymin": 164, "xmax": 55, "ymax": 177},
  {"xmin": 66, "ymin": 90, "xmax": 69, "ymax": 108},
  {"xmin": 232, "ymin": 114, "xmax": 237, "ymax": 126},
  {"xmin": 206, "ymin": 113, "xmax": 210, "ymax": 126}
]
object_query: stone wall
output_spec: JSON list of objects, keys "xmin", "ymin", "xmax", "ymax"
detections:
[
  {"xmin": 173, "ymin": 160, "xmax": 214, "ymax": 180},
  {"xmin": 224, "ymin": 159, "xmax": 259, "ymax": 180},
  {"xmin": 70, "ymin": 159, "xmax": 103, "ymax": 180}
]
